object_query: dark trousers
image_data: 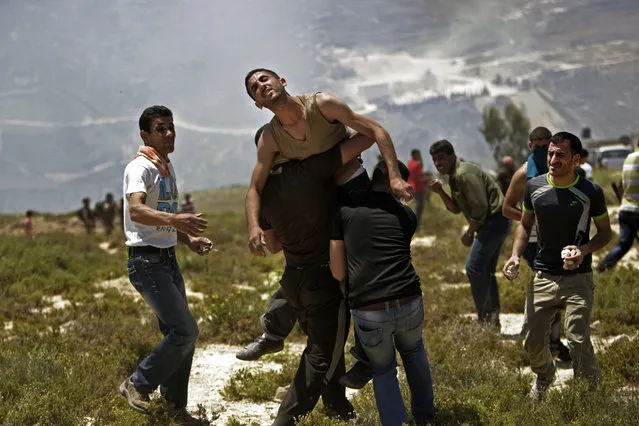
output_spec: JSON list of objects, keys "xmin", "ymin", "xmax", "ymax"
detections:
[
  {"xmin": 599, "ymin": 210, "xmax": 639, "ymax": 270},
  {"xmin": 273, "ymin": 266, "xmax": 350, "ymax": 426},
  {"xmin": 465, "ymin": 212, "xmax": 510, "ymax": 321},
  {"xmin": 261, "ymin": 286, "xmax": 369, "ymax": 362}
]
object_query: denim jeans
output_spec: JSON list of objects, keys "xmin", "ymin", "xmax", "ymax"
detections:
[
  {"xmin": 352, "ymin": 296, "xmax": 435, "ymax": 426},
  {"xmin": 466, "ymin": 212, "xmax": 510, "ymax": 322},
  {"xmin": 598, "ymin": 210, "xmax": 639, "ymax": 270},
  {"xmin": 127, "ymin": 250, "xmax": 199, "ymax": 409}
]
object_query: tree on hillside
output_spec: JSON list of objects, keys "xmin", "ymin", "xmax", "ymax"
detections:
[
  {"xmin": 479, "ymin": 102, "xmax": 531, "ymax": 165},
  {"xmin": 504, "ymin": 102, "xmax": 531, "ymax": 164},
  {"xmin": 479, "ymin": 105, "xmax": 507, "ymax": 161}
]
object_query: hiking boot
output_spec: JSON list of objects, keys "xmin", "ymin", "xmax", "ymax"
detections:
[
  {"xmin": 235, "ymin": 336, "xmax": 284, "ymax": 361},
  {"xmin": 550, "ymin": 339, "xmax": 572, "ymax": 363},
  {"xmin": 168, "ymin": 407, "xmax": 211, "ymax": 425},
  {"xmin": 530, "ymin": 366, "xmax": 556, "ymax": 401},
  {"xmin": 339, "ymin": 361, "xmax": 372, "ymax": 389},
  {"xmin": 119, "ymin": 376, "xmax": 150, "ymax": 413}
]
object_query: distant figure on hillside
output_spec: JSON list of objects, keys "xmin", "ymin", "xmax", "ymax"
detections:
[
  {"xmin": 120, "ymin": 105, "xmax": 213, "ymax": 423},
  {"xmin": 496, "ymin": 155, "xmax": 516, "ymax": 195},
  {"xmin": 429, "ymin": 139, "xmax": 509, "ymax": 328},
  {"xmin": 118, "ymin": 197, "xmax": 125, "ymax": 228},
  {"xmin": 580, "ymin": 149, "xmax": 593, "ymax": 179},
  {"xmin": 407, "ymin": 149, "xmax": 432, "ymax": 233},
  {"xmin": 98, "ymin": 193, "xmax": 118, "ymax": 236},
  {"xmin": 24, "ymin": 210, "xmax": 34, "ymax": 239},
  {"xmin": 503, "ymin": 131, "xmax": 611, "ymax": 401},
  {"xmin": 77, "ymin": 197, "xmax": 96, "ymax": 234},
  {"xmin": 180, "ymin": 193, "xmax": 196, "ymax": 213}
]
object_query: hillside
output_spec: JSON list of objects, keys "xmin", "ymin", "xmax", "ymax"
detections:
[{"xmin": 2, "ymin": 181, "xmax": 639, "ymax": 424}]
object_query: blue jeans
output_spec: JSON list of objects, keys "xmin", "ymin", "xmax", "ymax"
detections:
[
  {"xmin": 598, "ymin": 211, "xmax": 639, "ymax": 271},
  {"xmin": 352, "ymin": 296, "xmax": 435, "ymax": 426},
  {"xmin": 466, "ymin": 212, "xmax": 510, "ymax": 322},
  {"xmin": 127, "ymin": 250, "xmax": 199, "ymax": 409}
]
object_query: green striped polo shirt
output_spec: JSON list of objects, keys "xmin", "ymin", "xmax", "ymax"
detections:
[{"xmin": 621, "ymin": 149, "xmax": 639, "ymax": 213}]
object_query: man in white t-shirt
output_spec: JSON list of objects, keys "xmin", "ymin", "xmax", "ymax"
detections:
[
  {"xmin": 580, "ymin": 149, "xmax": 593, "ymax": 179},
  {"xmin": 119, "ymin": 105, "xmax": 212, "ymax": 424}
]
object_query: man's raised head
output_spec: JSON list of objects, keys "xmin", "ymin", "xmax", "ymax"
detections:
[{"xmin": 244, "ymin": 68, "xmax": 281, "ymax": 100}]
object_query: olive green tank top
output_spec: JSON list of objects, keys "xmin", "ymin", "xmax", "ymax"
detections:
[{"xmin": 268, "ymin": 92, "xmax": 349, "ymax": 165}]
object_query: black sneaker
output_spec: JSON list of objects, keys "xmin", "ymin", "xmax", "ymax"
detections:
[
  {"xmin": 119, "ymin": 376, "xmax": 151, "ymax": 413},
  {"xmin": 550, "ymin": 340, "xmax": 572, "ymax": 363},
  {"xmin": 339, "ymin": 361, "xmax": 372, "ymax": 389},
  {"xmin": 235, "ymin": 336, "xmax": 284, "ymax": 361},
  {"xmin": 324, "ymin": 400, "xmax": 356, "ymax": 421},
  {"xmin": 168, "ymin": 407, "xmax": 210, "ymax": 425}
]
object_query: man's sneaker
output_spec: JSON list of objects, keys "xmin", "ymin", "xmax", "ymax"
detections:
[
  {"xmin": 168, "ymin": 407, "xmax": 211, "ymax": 425},
  {"xmin": 119, "ymin": 376, "xmax": 150, "ymax": 413},
  {"xmin": 235, "ymin": 336, "xmax": 284, "ymax": 361},
  {"xmin": 324, "ymin": 400, "xmax": 356, "ymax": 421},
  {"xmin": 550, "ymin": 340, "xmax": 572, "ymax": 363},
  {"xmin": 530, "ymin": 367, "xmax": 556, "ymax": 401},
  {"xmin": 339, "ymin": 361, "xmax": 373, "ymax": 389}
]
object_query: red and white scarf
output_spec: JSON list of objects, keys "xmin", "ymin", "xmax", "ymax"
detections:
[{"xmin": 135, "ymin": 146, "xmax": 171, "ymax": 177}]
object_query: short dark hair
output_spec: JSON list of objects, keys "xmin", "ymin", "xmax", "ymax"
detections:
[
  {"xmin": 550, "ymin": 131, "xmax": 582, "ymax": 155},
  {"xmin": 581, "ymin": 148, "xmax": 589, "ymax": 158},
  {"xmin": 529, "ymin": 126, "xmax": 552, "ymax": 142},
  {"xmin": 26, "ymin": 210, "xmax": 33, "ymax": 217},
  {"xmin": 139, "ymin": 105, "xmax": 173, "ymax": 132},
  {"xmin": 411, "ymin": 149, "xmax": 421, "ymax": 157},
  {"xmin": 371, "ymin": 160, "xmax": 410, "ymax": 185},
  {"xmin": 429, "ymin": 139, "xmax": 455, "ymax": 156},
  {"xmin": 244, "ymin": 68, "xmax": 280, "ymax": 100},
  {"xmin": 254, "ymin": 124, "xmax": 269, "ymax": 146}
]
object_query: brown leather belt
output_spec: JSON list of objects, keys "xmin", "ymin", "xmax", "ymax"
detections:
[{"xmin": 357, "ymin": 294, "xmax": 420, "ymax": 312}]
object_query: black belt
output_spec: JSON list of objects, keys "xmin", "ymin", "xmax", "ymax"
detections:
[
  {"xmin": 358, "ymin": 294, "xmax": 420, "ymax": 312},
  {"xmin": 127, "ymin": 245, "xmax": 175, "ymax": 258},
  {"xmin": 285, "ymin": 262, "xmax": 330, "ymax": 271}
]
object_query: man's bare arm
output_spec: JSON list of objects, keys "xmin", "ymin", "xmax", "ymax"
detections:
[
  {"xmin": 245, "ymin": 131, "xmax": 278, "ymax": 256},
  {"xmin": 578, "ymin": 215, "xmax": 612, "ymax": 256},
  {"xmin": 329, "ymin": 240, "xmax": 347, "ymax": 282},
  {"xmin": 128, "ymin": 192, "xmax": 206, "ymax": 236},
  {"xmin": 263, "ymin": 229, "xmax": 283, "ymax": 254},
  {"xmin": 339, "ymin": 133, "xmax": 375, "ymax": 165},
  {"xmin": 502, "ymin": 165, "xmax": 527, "ymax": 221},
  {"xmin": 512, "ymin": 211, "xmax": 534, "ymax": 258},
  {"xmin": 317, "ymin": 93, "xmax": 413, "ymax": 199}
]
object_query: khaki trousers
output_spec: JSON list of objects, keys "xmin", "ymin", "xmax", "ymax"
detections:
[{"xmin": 522, "ymin": 271, "xmax": 600, "ymax": 382}]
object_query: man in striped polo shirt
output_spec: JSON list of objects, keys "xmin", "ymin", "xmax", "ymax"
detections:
[{"xmin": 597, "ymin": 143, "xmax": 639, "ymax": 271}]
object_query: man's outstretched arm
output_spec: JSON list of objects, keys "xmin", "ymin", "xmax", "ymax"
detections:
[
  {"xmin": 317, "ymin": 93, "xmax": 413, "ymax": 200},
  {"xmin": 245, "ymin": 130, "xmax": 278, "ymax": 256}
]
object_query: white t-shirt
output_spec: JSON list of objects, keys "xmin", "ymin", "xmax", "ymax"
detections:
[
  {"xmin": 123, "ymin": 156, "xmax": 179, "ymax": 248},
  {"xmin": 581, "ymin": 162, "xmax": 593, "ymax": 179}
]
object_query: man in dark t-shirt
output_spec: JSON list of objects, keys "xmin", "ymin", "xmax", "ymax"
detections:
[
  {"xmin": 503, "ymin": 132, "xmax": 611, "ymax": 401},
  {"xmin": 255, "ymin": 138, "xmax": 374, "ymax": 426},
  {"xmin": 330, "ymin": 161, "xmax": 435, "ymax": 425}
]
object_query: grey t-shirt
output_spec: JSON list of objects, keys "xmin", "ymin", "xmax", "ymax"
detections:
[{"xmin": 523, "ymin": 173, "xmax": 608, "ymax": 274}]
